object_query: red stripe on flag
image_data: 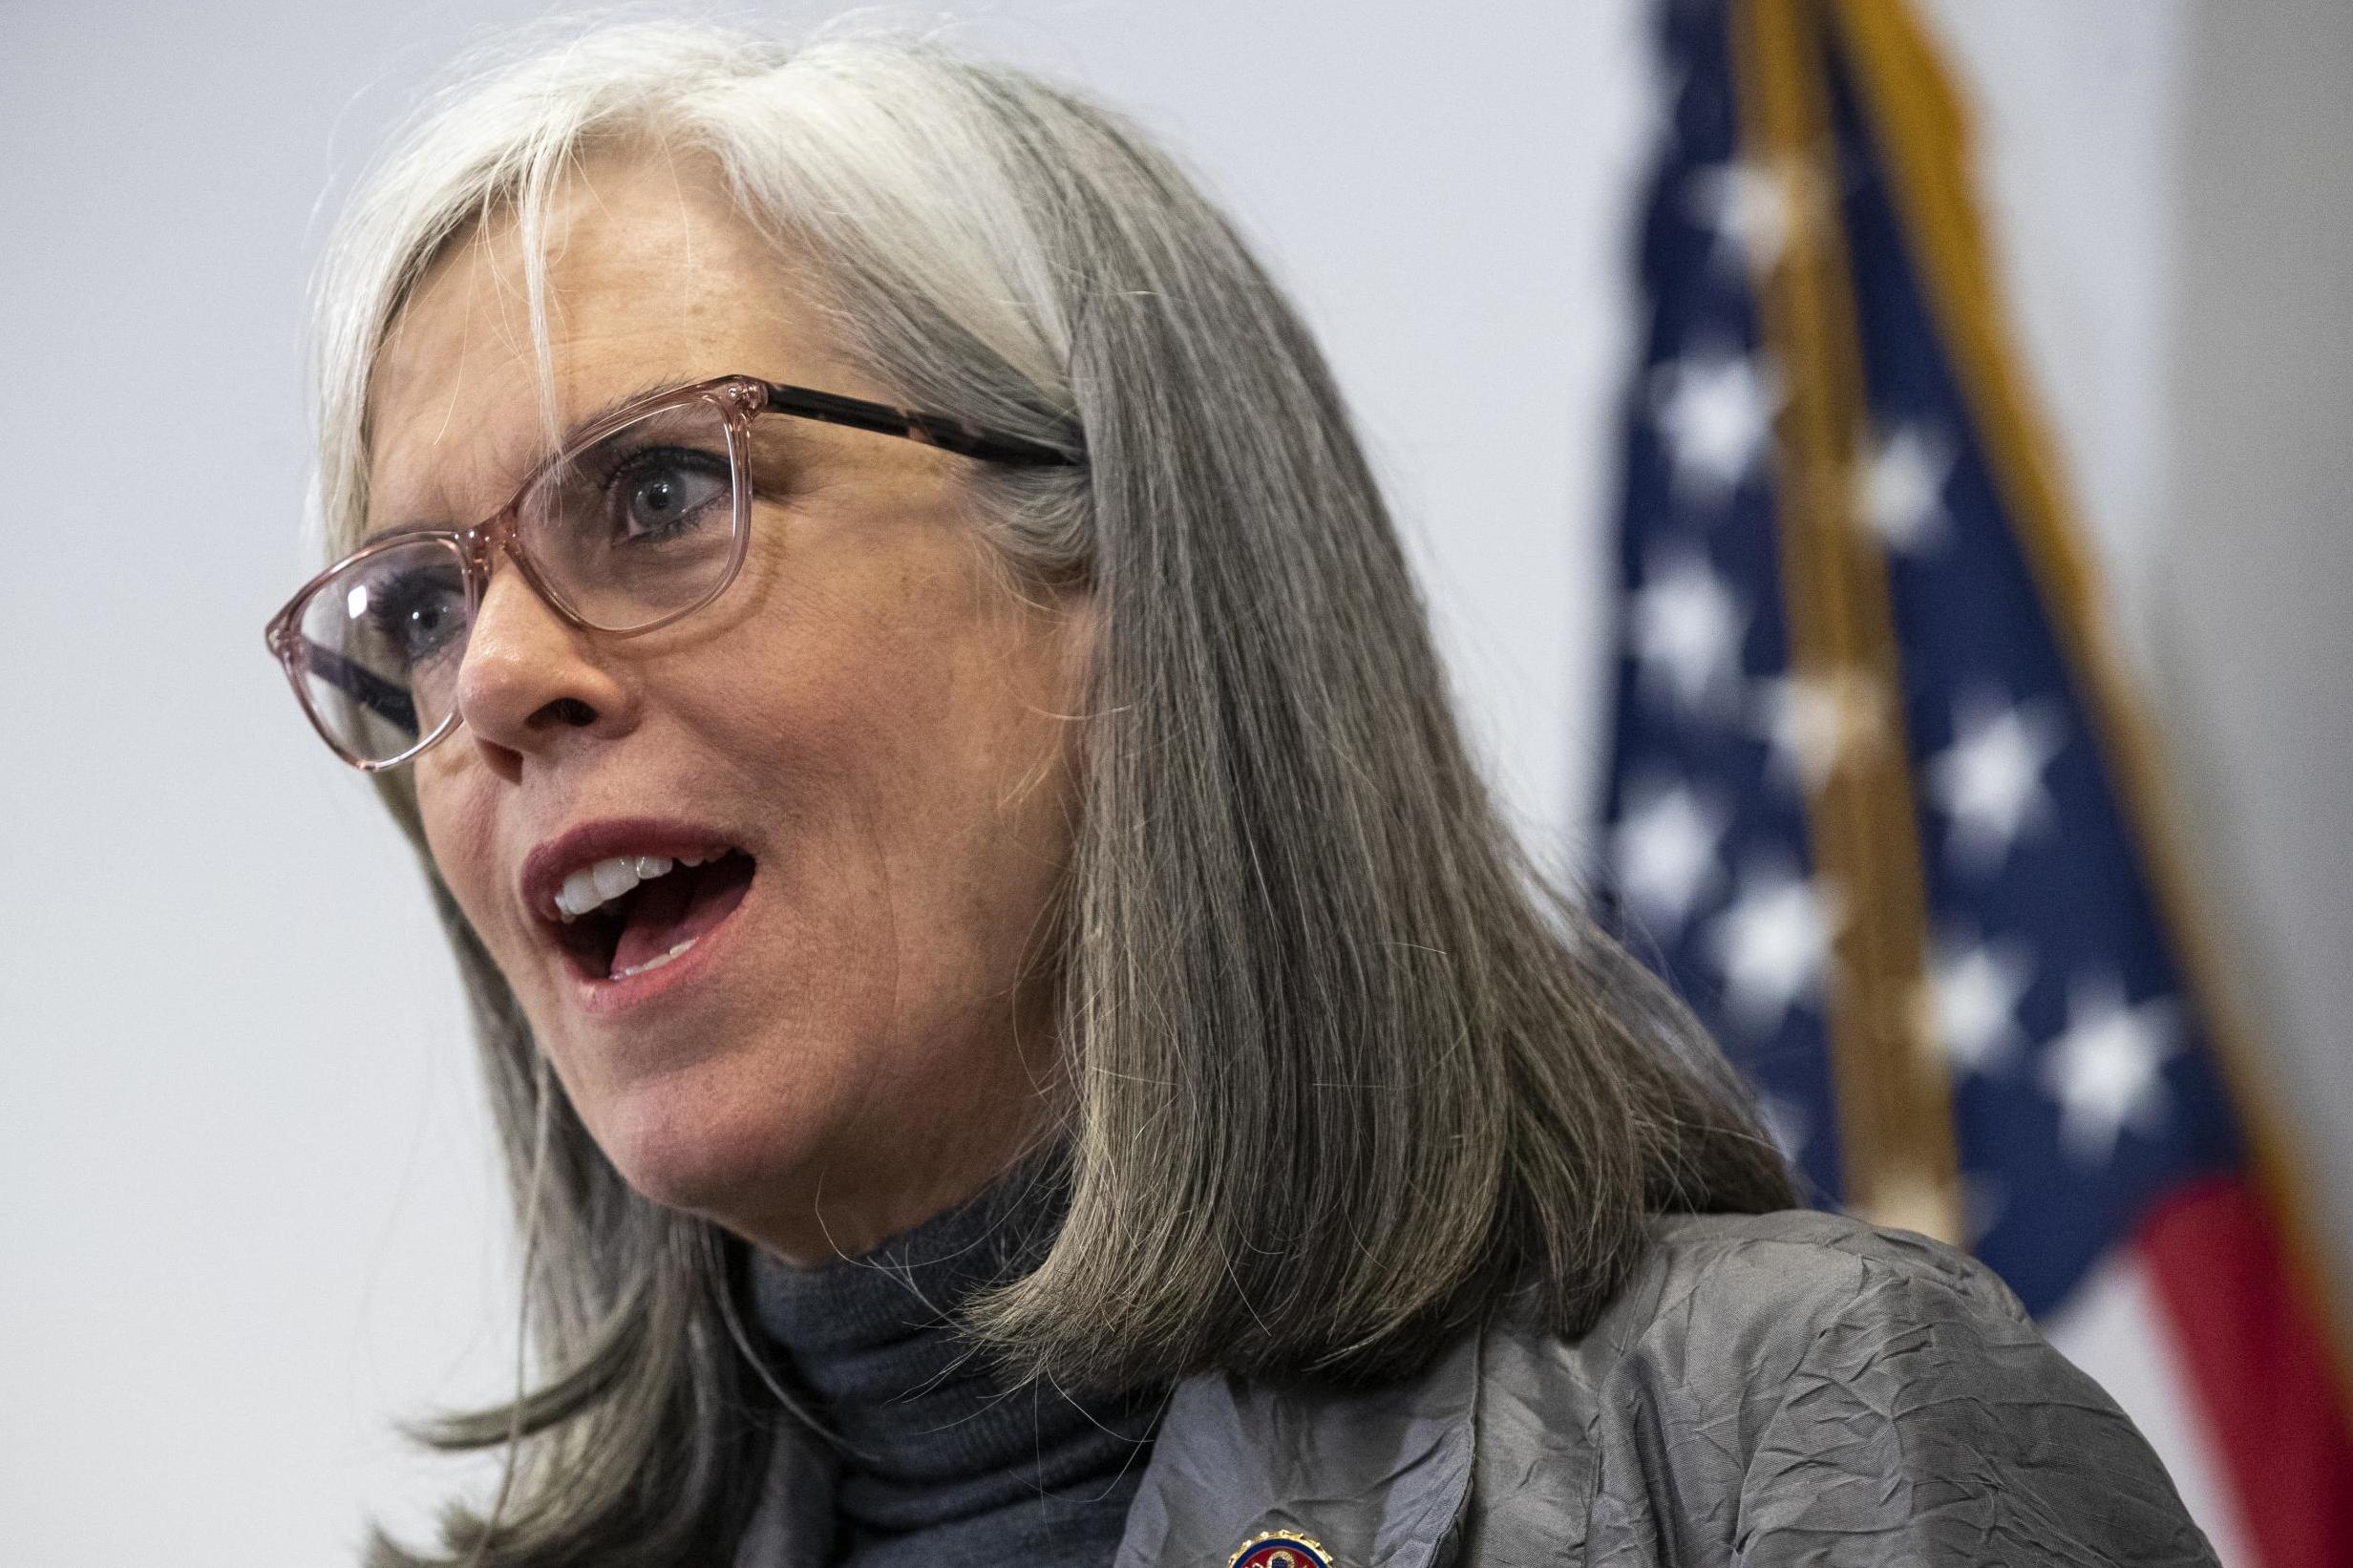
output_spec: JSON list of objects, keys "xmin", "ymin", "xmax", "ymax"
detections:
[{"xmin": 2137, "ymin": 1173, "xmax": 2353, "ymax": 1568}]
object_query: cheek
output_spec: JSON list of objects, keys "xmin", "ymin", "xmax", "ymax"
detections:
[
  {"xmin": 413, "ymin": 761, "xmax": 506, "ymax": 943},
  {"xmin": 856, "ymin": 637, "xmax": 1079, "ymax": 993},
  {"xmin": 683, "ymin": 564, "xmax": 1074, "ymax": 990}
]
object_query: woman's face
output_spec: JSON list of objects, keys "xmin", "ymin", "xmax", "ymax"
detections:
[{"xmin": 366, "ymin": 155, "xmax": 1090, "ymax": 1262}]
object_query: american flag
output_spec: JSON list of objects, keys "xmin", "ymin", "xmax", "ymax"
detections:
[{"xmin": 1598, "ymin": 2, "xmax": 2353, "ymax": 1561}]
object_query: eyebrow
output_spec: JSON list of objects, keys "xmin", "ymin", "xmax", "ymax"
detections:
[{"xmin": 356, "ymin": 375, "xmax": 702, "ymax": 546}]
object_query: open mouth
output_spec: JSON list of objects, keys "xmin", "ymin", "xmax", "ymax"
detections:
[{"xmin": 545, "ymin": 848, "xmax": 757, "ymax": 983}]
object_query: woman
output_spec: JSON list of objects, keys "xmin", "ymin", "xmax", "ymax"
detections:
[{"xmin": 266, "ymin": 22, "xmax": 2218, "ymax": 1568}]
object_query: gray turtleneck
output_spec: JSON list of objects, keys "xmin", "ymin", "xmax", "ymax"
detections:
[{"xmin": 744, "ymin": 1155, "xmax": 1165, "ymax": 1568}]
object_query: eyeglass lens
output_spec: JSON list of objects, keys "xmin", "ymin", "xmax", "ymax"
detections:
[{"xmin": 290, "ymin": 394, "xmax": 743, "ymax": 766}]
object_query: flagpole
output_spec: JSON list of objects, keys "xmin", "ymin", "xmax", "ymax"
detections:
[
  {"xmin": 1729, "ymin": 0, "xmax": 1964, "ymax": 1245},
  {"xmin": 1826, "ymin": 0, "xmax": 2353, "ymax": 1416}
]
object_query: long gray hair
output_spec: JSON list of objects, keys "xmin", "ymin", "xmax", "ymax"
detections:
[{"xmin": 311, "ymin": 21, "xmax": 1794, "ymax": 1566}]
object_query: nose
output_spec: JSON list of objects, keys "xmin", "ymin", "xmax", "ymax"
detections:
[{"xmin": 451, "ymin": 554, "xmax": 634, "ymax": 766}]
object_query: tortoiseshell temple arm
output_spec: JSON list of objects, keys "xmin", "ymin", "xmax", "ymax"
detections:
[
  {"xmin": 754, "ymin": 381, "xmax": 1080, "ymax": 468},
  {"xmin": 300, "ymin": 641, "xmax": 421, "ymax": 738}
]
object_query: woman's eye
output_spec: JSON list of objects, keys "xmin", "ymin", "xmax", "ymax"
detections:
[
  {"xmin": 610, "ymin": 450, "xmax": 731, "ymax": 541},
  {"xmin": 367, "ymin": 568, "xmax": 467, "ymax": 666}
]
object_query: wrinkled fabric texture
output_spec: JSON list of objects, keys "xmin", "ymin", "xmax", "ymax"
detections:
[
  {"xmin": 744, "ymin": 1204, "xmax": 2221, "ymax": 1567},
  {"xmin": 732, "ymin": 1155, "xmax": 1161, "ymax": 1568},
  {"xmin": 1113, "ymin": 1209, "xmax": 2218, "ymax": 1568}
]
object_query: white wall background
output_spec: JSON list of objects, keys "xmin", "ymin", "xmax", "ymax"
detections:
[{"xmin": 0, "ymin": 2, "xmax": 2343, "ymax": 1562}]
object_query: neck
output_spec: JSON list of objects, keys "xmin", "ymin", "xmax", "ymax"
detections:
[
  {"xmin": 736, "ymin": 1087, "xmax": 1057, "ymax": 1266},
  {"xmin": 733, "ymin": 1005, "xmax": 1064, "ymax": 1265},
  {"xmin": 747, "ymin": 1143, "xmax": 1164, "ymax": 1566}
]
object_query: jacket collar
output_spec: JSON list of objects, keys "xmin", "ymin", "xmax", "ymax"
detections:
[
  {"xmin": 1113, "ymin": 1325, "xmax": 1480, "ymax": 1568},
  {"xmin": 733, "ymin": 1311, "xmax": 1485, "ymax": 1568}
]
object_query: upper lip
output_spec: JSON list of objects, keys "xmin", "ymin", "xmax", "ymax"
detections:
[{"xmin": 519, "ymin": 817, "xmax": 746, "ymax": 922}]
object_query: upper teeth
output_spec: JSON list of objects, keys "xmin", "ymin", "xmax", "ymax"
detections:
[{"xmin": 553, "ymin": 850, "xmax": 717, "ymax": 922}]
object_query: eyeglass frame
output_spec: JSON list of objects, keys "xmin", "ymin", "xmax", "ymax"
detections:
[{"xmin": 265, "ymin": 373, "xmax": 1083, "ymax": 773}]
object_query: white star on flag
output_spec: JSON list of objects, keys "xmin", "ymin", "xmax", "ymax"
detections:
[
  {"xmin": 1855, "ymin": 422, "xmax": 1955, "ymax": 554},
  {"xmin": 1751, "ymin": 667, "xmax": 1889, "ymax": 793},
  {"xmin": 1651, "ymin": 350, "xmax": 1783, "ymax": 502},
  {"xmin": 1926, "ymin": 692, "xmax": 2067, "ymax": 874},
  {"xmin": 1706, "ymin": 860, "xmax": 1838, "ymax": 1035},
  {"xmin": 2040, "ymin": 975, "xmax": 2181, "ymax": 1165},
  {"xmin": 1611, "ymin": 777, "xmax": 1728, "ymax": 938},
  {"xmin": 1925, "ymin": 932, "xmax": 2034, "ymax": 1076},
  {"xmin": 1685, "ymin": 159, "xmax": 1806, "ymax": 273},
  {"xmin": 1753, "ymin": 1090, "xmax": 1812, "ymax": 1166},
  {"xmin": 1631, "ymin": 546, "xmax": 1748, "ymax": 716}
]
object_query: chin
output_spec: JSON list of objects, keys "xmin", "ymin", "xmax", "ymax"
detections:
[{"xmin": 586, "ymin": 1061, "xmax": 827, "ymax": 1231}]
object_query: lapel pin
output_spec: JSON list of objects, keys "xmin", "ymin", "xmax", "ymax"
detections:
[{"xmin": 1227, "ymin": 1530, "xmax": 1335, "ymax": 1568}]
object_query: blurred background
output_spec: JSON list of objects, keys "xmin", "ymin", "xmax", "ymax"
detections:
[{"xmin": 0, "ymin": 1, "xmax": 2344, "ymax": 1562}]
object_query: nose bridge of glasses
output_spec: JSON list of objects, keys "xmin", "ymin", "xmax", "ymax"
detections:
[
  {"xmin": 462, "ymin": 505, "xmax": 519, "ymax": 584},
  {"xmin": 456, "ymin": 503, "xmax": 568, "ymax": 632}
]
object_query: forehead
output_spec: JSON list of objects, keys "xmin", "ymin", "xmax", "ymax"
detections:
[{"xmin": 365, "ymin": 151, "xmax": 838, "ymax": 521}]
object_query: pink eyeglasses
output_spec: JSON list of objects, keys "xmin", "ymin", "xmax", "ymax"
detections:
[{"xmin": 265, "ymin": 374, "xmax": 1078, "ymax": 771}]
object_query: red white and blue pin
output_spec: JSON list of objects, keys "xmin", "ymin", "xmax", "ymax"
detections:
[{"xmin": 1227, "ymin": 1531, "xmax": 1335, "ymax": 1568}]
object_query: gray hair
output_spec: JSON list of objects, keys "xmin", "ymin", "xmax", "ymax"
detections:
[{"xmin": 311, "ymin": 20, "xmax": 1794, "ymax": 1567}]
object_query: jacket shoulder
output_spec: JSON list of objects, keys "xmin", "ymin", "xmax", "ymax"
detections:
[
  {"xmin": 1633, "ymin": 1204, "xmax": 2033, "ymax": 1340},
  {"xmin": 1489, "ymin": 1207, "xmax": 2033, "ymax": 1421},
  {"xmin": 1467, "ymin": 1208, "xmax": 2218, "ymax": 1567},
  {"xmin": 1467, "ymin": 1208, "xmax": 1974, "ymax": 1560}
]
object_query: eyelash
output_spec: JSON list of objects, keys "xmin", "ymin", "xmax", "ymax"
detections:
[{"xmin": 593, "ymin": 443, "xmax": 730, "ymax": 488}]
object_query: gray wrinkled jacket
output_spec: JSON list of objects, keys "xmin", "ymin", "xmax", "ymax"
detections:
[{"xmin": 744, "ymin": 1207, "xmax": 2222, "ymax": 1567}]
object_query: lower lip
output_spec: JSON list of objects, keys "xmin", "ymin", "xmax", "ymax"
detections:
[{"xmin": 563, "ymin": 871, "xmax": 754, "ymax": 1017}]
